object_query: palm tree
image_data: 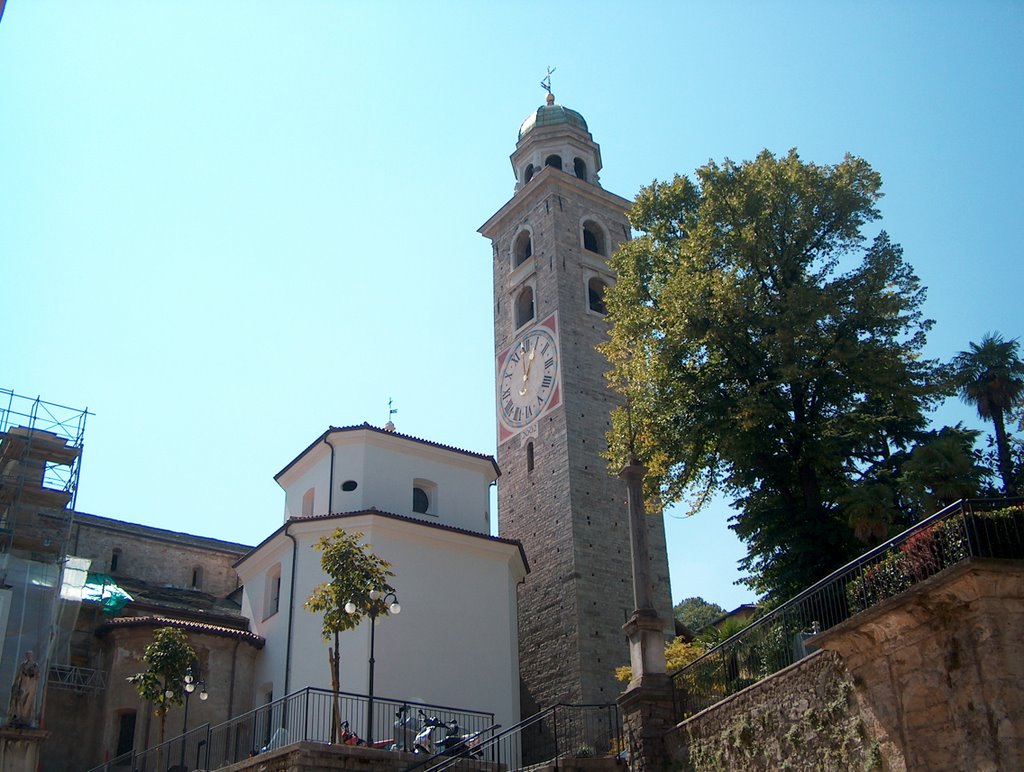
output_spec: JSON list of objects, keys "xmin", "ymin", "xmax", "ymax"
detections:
[{"xmin": 952, "ymin": 333, "xmax": 1024, "ymax": 496}]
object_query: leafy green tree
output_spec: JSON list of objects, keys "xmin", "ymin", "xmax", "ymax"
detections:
[
  {"xmin": 900, "ymin": 426, "xmax": 985, "ymax": 514},
  {"xmin": 602, "ymin": 149, "xmax": 941, "ymax": 602},
  {"xmin": 673, "ymin": 596, "xmax": 725, "ymax": 633},
  {"xmin": 952, "ymin": 333, "xmax": 1024, "ymax": 496},
  {"xmin": 304, "ymin": 528, "xmax": 394, "ymax": 740},
  {"xmin": 127, "ymin": 627, "xmax": 196, "ymax": 759}
]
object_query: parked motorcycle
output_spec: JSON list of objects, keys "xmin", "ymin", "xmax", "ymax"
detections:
[
  {"xmin": 391, "ymin": 706, "xmax": 419, "ymax": 752},
  {"xmin": 413, "ymin": 711, "xmax": 446, "ymax": 754},
  {"xmin": 412, "ymin": 711, "xmax": 499, "ymax": 758}
]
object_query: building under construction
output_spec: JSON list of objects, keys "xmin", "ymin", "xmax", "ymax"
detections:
[{"xmin": 0, "ymin": 389, "xmax": 90, "ymax": 728}]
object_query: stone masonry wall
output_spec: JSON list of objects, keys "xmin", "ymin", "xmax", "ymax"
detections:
[
  {"xmin": 669, "ymin": 560, "xmax": 1024, "ymax": 771},
  {"xmin": 814, "ymin": 559, "xmax": 1024, "ymax": 772},
  {"xmin": 672, "ymin": 649, "xmax": 896, "ymax": 772}
]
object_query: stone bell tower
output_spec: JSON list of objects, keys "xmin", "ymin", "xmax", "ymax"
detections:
[{"xmin": 480, "ymin": 91, "xmax": 673, "ymax": 715}]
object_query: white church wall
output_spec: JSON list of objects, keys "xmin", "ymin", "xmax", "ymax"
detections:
[
  {"xmin": 241, "ymin": 512, "xmax": 524, "ymax": 734},
  {"xmin": 277, "ymin": 427, "xmax": 495, "ymax": 534}
]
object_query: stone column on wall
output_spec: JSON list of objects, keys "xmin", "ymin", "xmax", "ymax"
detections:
[{"xmin": 616, "ymin": 458, "xmax": 675, "ymax": 770}]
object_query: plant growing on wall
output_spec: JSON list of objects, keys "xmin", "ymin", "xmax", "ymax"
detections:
[
  {"xmin": 127, "ymin": 626, "xmax": 196, "ymax": 764},
  {"xmin": 303, "ymin": 528, "xmax": 394, "ymax": 741}
]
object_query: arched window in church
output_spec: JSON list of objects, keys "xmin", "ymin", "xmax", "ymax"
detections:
[
  {"xmin": 574, "ymin": 157, "xmax": 588, "ymax": 181},
  {"xmin": 191, "ymin": 566, "xmax": 203, "ymax": 590},
  {"xmin": 582, "ymin": 220, "xmax": 606, "ymax": 256},
  {"xmin": 588, "ymin": 277, "xmax": 608, "ymax": 315},
  {"xmin": 523, "ymin": 164, "xmax": 535, "ymax": 184},
  {"xmin": 302, "ymin": 487, "xmax": 315, "ymax": 517},
  {"xmin": 514, "ymin": 230, "xmax": 533, "ymax": 268},
  {"xmin": 110, "ymin": 548, "xmax": 121, "ymax": 573},
  {"xmin": 515, "ymin": 286, "xmax": 535, "ymax": 328},
  {"xmin": 412, "ymin": 487, "xmax": 429, "ymax": 513},
  {"xmin": 544, "ymin": 154, "xmax": 562, "ymax": 171}
]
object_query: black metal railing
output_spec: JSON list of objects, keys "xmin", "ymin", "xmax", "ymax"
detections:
[
  {"xmin": 406, "ymin": 703, "xmax": 621, "ymax": 772},
  {"xmin": 672, "ymin": 498, "xmax": 1024, "ymax": 720},
  {"xmin": 87, "ymin": 686, "xmax": 495, "ymax": 772}
]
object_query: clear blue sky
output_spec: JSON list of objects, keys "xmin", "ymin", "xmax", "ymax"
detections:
[{"xmin": 2, "ymin": 2, "xmax": 1021, "ymax": 612}]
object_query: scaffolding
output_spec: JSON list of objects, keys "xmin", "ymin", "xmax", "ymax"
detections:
[{"xmin": 0, "ymin": 389, "xmax": 91, "ymax": 727}]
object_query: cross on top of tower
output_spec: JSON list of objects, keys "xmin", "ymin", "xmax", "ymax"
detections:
[{"xmin": 540, "ymin": 67, "xmax": 556, "ymax": 104}]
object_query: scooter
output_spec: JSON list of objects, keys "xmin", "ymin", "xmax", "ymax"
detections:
[
  {"xmin": 435, "ymin": 719, "xmax": 501, "ymax": 759},
  {"xmin": 412, "ymin": 711, "xmax": 447, "ymax": 755},
  {"xmin": 339, "ymin": 720, "xmax": 367, "ymax": 746},
  {"xmin": 391, "ymin": 706, "xmax": 418, "ymax": 752}
]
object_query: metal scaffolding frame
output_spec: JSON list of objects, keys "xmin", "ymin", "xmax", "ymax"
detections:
[{"xmin": 0, "ymin": 388, "xmax": 92, "ymax": 728}]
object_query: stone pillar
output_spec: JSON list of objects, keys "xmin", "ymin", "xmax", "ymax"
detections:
[
  {"xmin": 616, "ymin": 458, "xmax": 675, "ymax": 770},
  {"xmin": 0, "ymin": 728, "xmax": 49, "ymax": 772}
]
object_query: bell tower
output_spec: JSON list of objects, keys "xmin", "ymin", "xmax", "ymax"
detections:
[{"xmin": 480, "ymin": 92, "xmax": 673, "ymax": 713}]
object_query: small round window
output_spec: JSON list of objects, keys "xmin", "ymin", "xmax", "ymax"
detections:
[{"xmin": 341, "ymin": 480, "xmax": 358, "ymax": 492}]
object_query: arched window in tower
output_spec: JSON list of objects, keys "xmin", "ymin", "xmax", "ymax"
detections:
[
  {"xmin": 574, "ymin": 157, "xmax": 588, "ymax": 181},
  {"xmin": 515, "ymin": 286, "xmax": 535, "ymax": 328},
  {"xmin": 526, "ymin": 441, "xmax": 535, "ymax": 473},
  {"xmin": 523, "ymin": 164, "xmax": 535, "ymax": 184},
  {"xmin": 302, "ymin": 487, "xmax": 315, "ymax": 517},
  {"xmin": 110, "ymin": 548, "xmax": 121, "ymax": 573},
  {"xmin": 191, "ymin": 566, "xmax": 204, "ymax": 590},
  {"xmin": 582, "ymin": 220, "xmax": 606, "ymax": 255},
  {"xmin": 514, "ymin": 230, "xmax": 533, "ymax": 268},
  {"xmin": 544, "ymin": 154, "xmax": 562, "ymax": 171},
  {"xmin": 588, "ymin": 277, "xmax": 609, "ymax": 315}
]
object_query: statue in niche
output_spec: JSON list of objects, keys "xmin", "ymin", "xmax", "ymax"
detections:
[{"xmin": 7, "ymin": 651, "xmax": 40, "ymax": 728}]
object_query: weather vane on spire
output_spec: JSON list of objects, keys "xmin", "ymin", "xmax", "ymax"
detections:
[{"xmin": 540, "ymin": 66, "xmax": 556, "ymax": 97}]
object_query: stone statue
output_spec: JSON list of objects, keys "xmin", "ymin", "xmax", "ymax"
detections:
[{"xmin": 7, "ymin": 651, "xmax": 40, "ymax": 728}]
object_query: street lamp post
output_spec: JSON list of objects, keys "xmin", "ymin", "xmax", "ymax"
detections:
[
  {"xmin": 345, "ymin": 589, "xmax": 400, "ymax": 746},
  {"xmin": 176, "ymin": 664, "xmax": 208, "ymax": 769}
]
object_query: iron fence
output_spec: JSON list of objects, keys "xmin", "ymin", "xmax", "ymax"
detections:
[
  {"xmin": 86, "ymin": 686, "xmax": 494, "ymax": 772},
  {"xmin": 672, "ymin": 498, "xmax": 1024, "ymax": 720}
]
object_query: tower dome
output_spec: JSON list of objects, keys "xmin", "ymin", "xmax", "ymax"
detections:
[{"xmin": 518, "ymin": 92, "xmax": 589, "ymax": 140}]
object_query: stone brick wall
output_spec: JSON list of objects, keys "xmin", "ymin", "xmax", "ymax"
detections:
[
  {"xmin": 814, "ymin": 559, "xmax": 1024, "ymax": 772},
  {"xmin": 669, "ymin": 559, "xmax": 1024, "ymax": 771},
  {"xmin": 672, "ymin": 650, "xmax": 895, "ymax": 771},
  {"xmin": 69, "ymin": 512, "xmax": 248, "ymax": 596}
]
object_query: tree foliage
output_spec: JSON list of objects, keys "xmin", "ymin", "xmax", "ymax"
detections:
[
  {"xmin": 673, "ymin": 596, "xmax": 725, "ymax": 633},
  {"xmin": 127, "ymin": 626, "xmax": 196, "ymax": 749},
  {"xmin": 303, "ymin": 528, "xmax": 394, "ymax": 740},
  {"xmin": 952, "ymin": 333, "xmax": 1024, "ymax": 496},
  {"xmin": 304, "ymin": 528, "xmax": 395, "ymax": 642},
  {"xmin": 602, "ymin": 149, "xmax": 942, "ymax": 602}
]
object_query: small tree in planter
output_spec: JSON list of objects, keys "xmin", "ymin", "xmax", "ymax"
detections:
[
  {"xmin": 304, "ymin": 528, "xmax": 394, "ymax": 742},
  {"xmin": 127, "ymin": 626, "xmax": 196, "ymax": 767}
]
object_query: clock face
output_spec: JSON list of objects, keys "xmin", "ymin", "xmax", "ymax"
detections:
[{"xmin": 497, "ymin": 315, "xmax": 561, "ymax": 439}]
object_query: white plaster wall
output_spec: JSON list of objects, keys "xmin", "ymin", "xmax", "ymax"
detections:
[
  {"xmin": 236, "ymin": 531, "xmax": 293, "ymax": 705},
  {"xmin": 239, "ymin": 513, "xmax": 524, "ymax": 733},
  {"xmin": 277, "ymin": 429, "xmax": 495, "ymax": 534}
]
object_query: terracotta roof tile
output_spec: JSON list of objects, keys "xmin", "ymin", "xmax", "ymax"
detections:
[{"xmin": 97, "ymin": 615, "xmax": 265, "ymax": 648}]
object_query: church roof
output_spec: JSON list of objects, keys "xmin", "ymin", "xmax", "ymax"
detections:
[
  {"xmin": 237, "ymin": 507, "xmax": 529, "ymax": 574},
  {"xmin": 274, "ymin": 422, "xmax": 500, "ymax": 481},
  {"xmin": 518, "ymin": 96, "xmax": 588, "ymax": 140},
  {"xmin": 96, "ymin": 615, "xmax": 265, "ymax": 648}
]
